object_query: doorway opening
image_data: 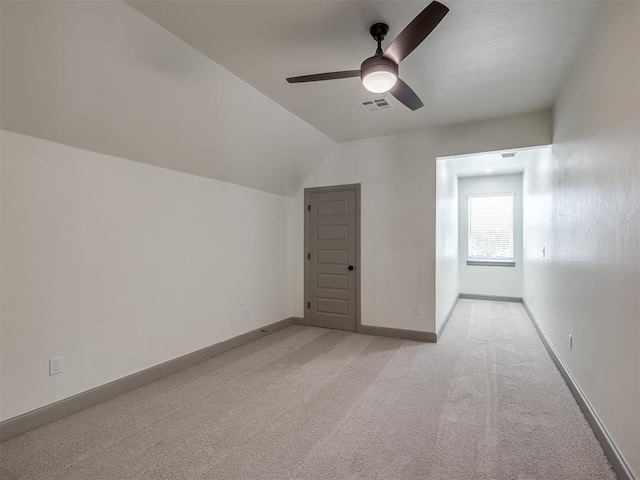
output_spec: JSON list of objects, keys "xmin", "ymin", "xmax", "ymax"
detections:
[{"xmin": 435, "ymin": 146, "xmax": 552, "ymax": 334}]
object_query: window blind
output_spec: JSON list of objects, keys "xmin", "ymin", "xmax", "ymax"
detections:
[{"xmin": 468, "ymin": 193, "xmax": 514, "ymax": 261}]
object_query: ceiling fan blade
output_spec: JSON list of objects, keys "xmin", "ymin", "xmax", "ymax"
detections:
[
  {"xmin": 390, "ymin": 79, "xmax": 424, "ymax": 110},
  {"xmin": 286, "ymin": 70, "xmax": 361, "ymax": 83},
  {"xmin": 383, "ymin": 1, "xmax": 449, "ymax": 65}
]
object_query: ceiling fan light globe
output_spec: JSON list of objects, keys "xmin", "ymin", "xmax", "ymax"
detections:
[
  {"xmin": 362, "ymin": 71, "xmax": 397, "ymax": 93},
  {"xmin": 360, "ymin": 56, "xmax": 399, "ymax": 94}
]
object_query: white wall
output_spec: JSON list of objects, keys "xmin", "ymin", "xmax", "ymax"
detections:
[
  {"xmin": 524, "ymin": 2, "xmax": 639, "ymax": 476},
  {"xmin": 292, "ymin": 110, "xmax": 552, "ymax": 333},
  {"xmin": 435, "ymin": 160, "xmax": 458, "ymax": 332},
  {"xmin": 1, "ymin": 131, "xmax": 294, "ymax": 421},
  {"xmin": 458, "ymin": 174, "xmax": 523, "ymax": 298}
]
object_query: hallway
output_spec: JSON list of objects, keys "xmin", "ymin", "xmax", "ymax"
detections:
[{"xmin": 436, "ymin": 299, "xmax": 614, "ymax": 478}]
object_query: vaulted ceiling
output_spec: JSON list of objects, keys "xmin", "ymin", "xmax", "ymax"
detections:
[
  {"xmin": 1, "ymin": 1, "xmax": 599, "ymax": 196},
  {"xmin": 0, "ymin": 1, "xmax": 335, "ymax": 196},
  {"xmin": 127, "ymin": 0, "xmax": 600, "ymax": 142}
]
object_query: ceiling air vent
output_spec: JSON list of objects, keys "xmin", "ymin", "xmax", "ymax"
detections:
[{"xmin": 360, "ymin": 97, "xmax": 393, "ymax": 112}]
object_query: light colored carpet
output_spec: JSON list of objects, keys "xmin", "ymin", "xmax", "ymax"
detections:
[{"xmin": 1, "ymin": 300, "xmax": 615, "ymax": 479}]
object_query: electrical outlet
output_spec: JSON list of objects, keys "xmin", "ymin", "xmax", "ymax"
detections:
[
  {"xmin": 49, "ymin": 357, "xmax": 62, "ymax": 376},
  {"xmin": 415, "ymin": 305, "xmax": 423, "ymax": 316},
  {"xmin": 569, "ymin": 334, "xmax": 573, "ymax": 350},
  {"xmin": 244, "ymin": 307, "xmax": 250, "ymax": 319}
]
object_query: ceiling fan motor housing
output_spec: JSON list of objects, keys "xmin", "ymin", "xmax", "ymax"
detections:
[
  {"xmin": 360, "ymin": 55, "xmax": 399, "ymax": 93},
  {"xmin": 361, "ymin": 56, "xmax": 398, "ymax": 78}
]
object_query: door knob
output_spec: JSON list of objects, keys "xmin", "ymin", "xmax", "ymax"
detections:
[{"xmin": 348, "ymin": 265, "xmax": 354, "ymax": 271}]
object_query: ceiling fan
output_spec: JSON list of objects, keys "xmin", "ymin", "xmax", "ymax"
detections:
[{"xmin": 286, "ymin": 1, "xmax": 449, "ymax": 111}]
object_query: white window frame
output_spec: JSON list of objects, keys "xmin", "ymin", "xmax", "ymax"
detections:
[{"xmin": 467, "ymin": 192, "xmax": 515, "ymax": 267}]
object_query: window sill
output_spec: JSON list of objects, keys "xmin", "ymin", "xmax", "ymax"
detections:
[{"xmin": 467, "ymin": 260, "xmax": 516, "ymax": 267}]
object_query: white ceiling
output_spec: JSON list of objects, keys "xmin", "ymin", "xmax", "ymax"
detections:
[
  {"xmin": 442, "ymin": 145, "xmax": 551, "ymax": 177},
  {"xmin": 0, "ymin": 1, "xmax": 335, "ymax": 197},
  {"xmin": 127, "ymin": 0, "xmax": 600, "ymax": 142}
]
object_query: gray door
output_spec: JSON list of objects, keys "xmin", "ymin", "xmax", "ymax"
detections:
[{"xmin": 307, "ymin": 188, "xmax": 357, "ymax": 331}]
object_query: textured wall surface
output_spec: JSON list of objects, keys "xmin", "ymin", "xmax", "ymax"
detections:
[
  {"xmin": 458, "ymin": 174, "xmax": 523, "ymax": 298},
  {"xmin": 523, "ymin": 2, "xmax": 639, "ymax": 475},
  {"xmin": 435, "ymin": 159, "xmax": 459, "ymax": 331},
  {"xmin": 1, "ymin": 131, "xmax": 294, "ymax": 420}
]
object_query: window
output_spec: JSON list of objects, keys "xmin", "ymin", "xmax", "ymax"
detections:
[{"xmin": 467, "ymin": 193, "xmax": 515, "ymax": 266}]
